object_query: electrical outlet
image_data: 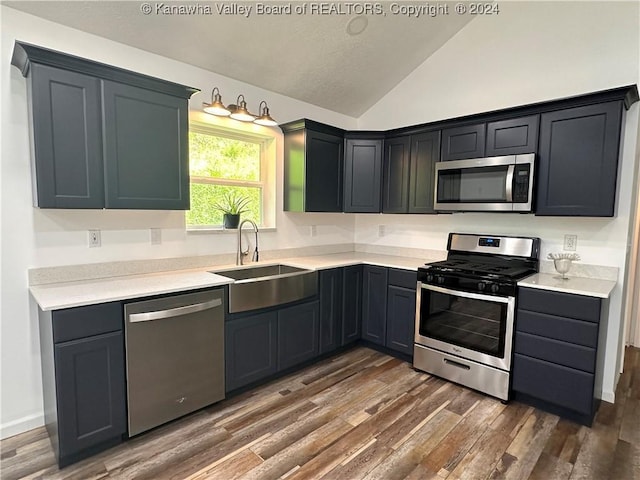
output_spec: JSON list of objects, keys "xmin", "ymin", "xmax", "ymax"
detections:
[
  {"xmin": 88, "ymin": 230, "xmax": 101, "ymax": 248},
  {"xmin": 564, "ymin": 234, "xmax": 577, "ymax": 251},
  {"xmin": 150, "ymin": 228, "xmax": 162, "ymax": 245},
  {"xmin": 310, "ymin": 225, "xmax": 317, "ymax": 237},
  {"xmin": 378, "ymin": 225, "xmax": 386, "ymax": 237}
]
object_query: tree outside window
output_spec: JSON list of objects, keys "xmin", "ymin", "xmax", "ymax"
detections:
[{"xmin": 187, "ymin": 128, "xmax": 265, "ymax": 228}]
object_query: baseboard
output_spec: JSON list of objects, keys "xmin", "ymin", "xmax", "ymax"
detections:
[{"xmin": 1, "ymin": 413, "xmax": 44, "ymax": 440}]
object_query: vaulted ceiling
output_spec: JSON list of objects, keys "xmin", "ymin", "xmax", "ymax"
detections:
[{"xmin": 5, "ymin": 1, "xmax": 476, "ymax": 117}]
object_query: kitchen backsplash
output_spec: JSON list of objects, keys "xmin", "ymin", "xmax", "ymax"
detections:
[{"xmin": 538, "ymin": 261, "xmax": 618, "ymax": 282}]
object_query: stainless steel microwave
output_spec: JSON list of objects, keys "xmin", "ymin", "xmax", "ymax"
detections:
[{"xmin": 434, "ymin": 154, "xmax": 535, "ymax": 212}]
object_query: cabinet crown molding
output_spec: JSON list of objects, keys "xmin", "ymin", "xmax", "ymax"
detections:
[{"xmin": 11, "ymin": 41, "xmax": 199, "ymax": 99}]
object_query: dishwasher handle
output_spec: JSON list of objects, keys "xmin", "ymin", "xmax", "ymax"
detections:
[{"xmin": 128, "ymin": 297, "xmax": 222, "ymax": 323}]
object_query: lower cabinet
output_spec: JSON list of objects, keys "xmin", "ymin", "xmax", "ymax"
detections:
[
  {"xmin": 278, "ymin": 301, "xmax": 320, "ymax": 370},
  {"xmin": 362, "ymin": 266, "xmax": 389, "ymax": 344},
  {"xmin": 225, "ymin": 300, "xmax": 320, "ymax": 391},
  {"xmin": 319, "ymin": 269, "xmax": 343, "ymax": 354},
  {"xmin": 319, "ymin": 266, "xmax": 364, "ymax": 353},
  {"xmin": 226, "ymin": 265, "xmax": 417, "ymax": 393},
  {"xmin": 512, "ymin": 287, "xmax": 605, "ymax": 425},
  {"xmin": 225, "ymin": 311, "xmax": 278, "ymax": 392},
  {"xmin": 55, "ymin": 333, "xmax": 126, "ymax": 459},
  {"xmin": 386, "ymin": 285, "xmax": 416, "ymax": 355},
  {"xmin": 40, "ymin": 302, "xmax": 126, "ymax": 467},
  {"xmin": 342, "ymin": 265, "xmax": 363, "ymax": 346},
  {"xmin": 362, "ymin": 266, "xmax": 417, "ymax": 356}
]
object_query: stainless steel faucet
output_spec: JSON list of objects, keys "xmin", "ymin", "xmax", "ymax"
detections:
[{"xmin": 236, "ymin": 219, "xmax": 259, "ymax": 265}]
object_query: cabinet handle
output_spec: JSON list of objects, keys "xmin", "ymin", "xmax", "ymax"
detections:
[{"xmin": 128, "ymin": 298, "xmax": 222, "ymax": 323}]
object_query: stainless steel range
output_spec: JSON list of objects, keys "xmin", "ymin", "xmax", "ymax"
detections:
[{"xmin": 414, "ymin": 233, "xmax": 540, "ymax": 400}]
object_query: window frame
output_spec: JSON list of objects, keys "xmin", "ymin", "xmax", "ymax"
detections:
[{"xmin": 187, "ymin": 120, "xmax": 275, "ymax": 231}]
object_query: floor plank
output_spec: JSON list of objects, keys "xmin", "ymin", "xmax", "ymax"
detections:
[{"xmin": 1, "ymin": 345, "xmax": 639, "ymax": 480}]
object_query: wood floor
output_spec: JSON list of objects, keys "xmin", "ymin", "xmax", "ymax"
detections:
[{"xmin": 2, "ymin": 346, "xmax": 639, "ymax": 480}]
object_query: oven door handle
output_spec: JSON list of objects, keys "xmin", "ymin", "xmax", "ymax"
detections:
[{"xmin": 421, "ymin": 283, "xmax": 513, "ymax": 304}]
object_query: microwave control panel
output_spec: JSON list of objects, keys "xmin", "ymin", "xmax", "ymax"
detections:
[{"xmin": 513, "ymin": 164, "xmax": 531, "ymax": 203}]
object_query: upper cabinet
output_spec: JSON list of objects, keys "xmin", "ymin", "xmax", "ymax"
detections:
[
  {"xmin": 343, "ymin": 133, "xmax": 384, "ymax": 213},
  {"xmin": 11, "ymin": 42, "xmax": 198, "ymax": 210},
  {"xmin": 383, "ymin": 131, "xmax": 440, "ymax": 214},
  {"xmin": 441, "ymin": 115, "xmax": 539, "ymax": 160},
  {"xmin": 441, "ymin": 123, "xmax": 486, "ymax": 161},
  {"xmin": 536, "ymin": 102, "xmax": 623, "ymax": 216},
  {"xmin": 281, "ymin": 119, "xmax": 345, "ymax": 212},
  {"xmin": 486, "ymin": 115, "xmax": 539, "ymax": 157},
  {"xmin": 382, "ymin": 135, "xmax": 411, "ymax": 213},
  {"xmin": 281, "ymin": 85, "xmax": 637, "ymax": 217}
]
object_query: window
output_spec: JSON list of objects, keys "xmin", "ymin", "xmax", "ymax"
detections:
[{"xmin": 187, "ymin": 123, "xmax": 274, "ymax": 229}]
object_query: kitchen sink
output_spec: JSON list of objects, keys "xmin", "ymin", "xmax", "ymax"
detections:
[{"xmin": 212, "ymin": 264, "xmax": 317, "ymax": 313}]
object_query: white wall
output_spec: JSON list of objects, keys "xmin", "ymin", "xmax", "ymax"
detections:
[
  {"xmin": 0, "ymin": 5, "xmax": 358, "ymax": 438},
  {"xmin": 357, "ymin": 1, "xmax": 640, "ymax": 402}
]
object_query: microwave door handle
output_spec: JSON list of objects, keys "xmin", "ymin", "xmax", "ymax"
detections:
[{"xmin": 505, "ymin": 165, "xmax": 515, "ymax": 202}]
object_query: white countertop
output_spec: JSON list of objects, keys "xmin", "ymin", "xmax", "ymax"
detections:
[
  {"xmin": 517, "ymin": 273, "xmax": 616, "ymax": 299},
  {"xmin": 30, "ymin": 252, "xmax": 436, "ymax": 311},
  {"xmin": 30, "ymin": 270, "xmax": 235, "ymax": 311},
  {"xmin": 31, "ymin": 252, "xmax": 618, "ymax": 310}
]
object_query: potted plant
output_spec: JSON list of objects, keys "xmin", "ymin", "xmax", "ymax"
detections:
[{"xmin": 213, "ymin": 191, "xmax": 251, "ymax": 229}]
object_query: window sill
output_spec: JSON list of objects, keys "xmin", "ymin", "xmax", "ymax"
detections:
[{"xmin": 187, "ymin": 226, "xmax": 277, "ymax": 234}]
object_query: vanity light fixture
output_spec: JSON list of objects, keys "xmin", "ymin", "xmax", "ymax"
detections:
[
  {"xmin": 229, "ymin": 95, "xmax": 256, "ymax": 122},
  {"xmin": 254, "ymin": 101, "xmax": 278, "ymax": 126},
  {"xmin": 202, "ymin": 87, "xmax": 230, "ymax": 116},
  {"xmin": 203, "ymin": 89, "xmax": 277, "ymax": 127}
]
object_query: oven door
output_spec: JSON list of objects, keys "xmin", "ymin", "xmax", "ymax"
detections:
[{"xmin": 414, "ymin": 282, "xmax": 515, "ymax": 371}]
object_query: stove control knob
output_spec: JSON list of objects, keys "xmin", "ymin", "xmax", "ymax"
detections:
[
  {"xmin": 426, "ymin": 274, "xmax": 434, "ymax": 283},
  {"xmin": 490, "ymin": 284, "xmax": 500, "ymax": 294},
  {"xmin": 477, "ymin": 282, "xmax": 486, "ymax": 291},
  {"xmin": 436, "ymin": 276, "xmax": 445, "ymax": 285}
]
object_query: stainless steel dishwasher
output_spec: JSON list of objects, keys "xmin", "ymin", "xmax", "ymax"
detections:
[{"xmin": 124, "ymin": 289, "xmax": 225, "ymax": 437}]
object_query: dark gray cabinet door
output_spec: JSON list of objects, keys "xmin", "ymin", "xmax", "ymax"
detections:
[
  {"xmin": 383, "ymin": 136, "xmax": 411, "ymax": 213},
  {"xmin": 408, "ymin": 131, "xmax": 440, "ymax": 214},
  {"xmin": 486, "ymin": 115, "xmax": 539, "ymax": 156},
  {"xmin": 536, "ymin": 102, "xmax": 622, "ymax": 216},
  {"xmin": 102, "ymin": 81, "xmax": 190, "ymax": 210},
  {"xmin": 342, "ymin": 265, "xmax": 363, "ymax": 346},
  {"xmin": 319, "ymin": 269, "xmax": 343, "ymax": 354},
  {"xmin": 306, "ymin": 130, "xmax": 344, "ymax": 212},
  {"xmin": 277, "ymin": 301, "xmax": 320, "ymax": 370},
  {"xmin": 441, "ymin": 123, "xmax": 486, "ymax": 160},
  {"xmin": 54, "ymin": 331, "xmax": 126, "ymax": 459},
  {"xmin": 344, "ymin": 138, "xmax": 383, "ymax": 213},
  {"xmin": 362, "ymin": 266, "xmax": 388, "ymax": 345},
  {"xmin": 225, "ymin": 312, "xmax": 278, "ymax": 391},
  {"xmin": 30, "ymin": 64, "xmax": 104, "ymax": 208},
  {"xmin": 385, "ymin": 285, "xmax": 416, "ymax": 355}
]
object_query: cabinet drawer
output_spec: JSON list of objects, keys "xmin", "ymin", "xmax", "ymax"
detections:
[
  {"xmin": 515, "ymin": 332, "xmax": 596, "ymax": 372},
  {"xmin": 516, "ymin": 310, "xmax": 598, "ymax": 347},
  {"xmin": 53, "ymin": 302, "xmax": 123, "ymax": 343},
  {"xmin": 512, "ymin": 354, "xmax": 594, "ymax": 415},
  {"xmin": 518, "ymin": 288, "xmax": 601, "ymax": 323},
  {"xmin": 388, "ymin": 268, "xmax": 417, "ymax": 289}
]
